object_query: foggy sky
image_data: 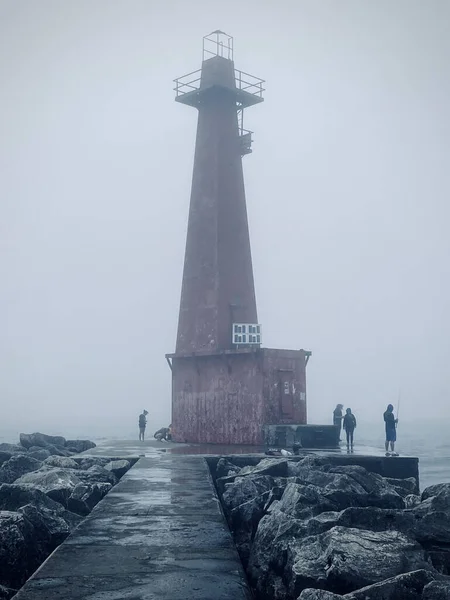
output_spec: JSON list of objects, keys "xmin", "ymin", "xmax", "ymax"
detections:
[{"xmin": 1, "ymin": 0, "xmax": 449, "ymax": 438}]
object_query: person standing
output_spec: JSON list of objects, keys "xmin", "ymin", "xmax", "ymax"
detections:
[
  {"xmin": 333, "ymin": 404, "xmax": 344, "ymax": 441},
  {"xmin": 384, "ymin": 404, "xmax": 398, "ymax": 455},
  {"xmin": 343, "ymin": 408, "xmax": 357, "ymax": 450},
  {"xmin": 138, "ymin": 410, "xmax": 148, "ymax": 441}
]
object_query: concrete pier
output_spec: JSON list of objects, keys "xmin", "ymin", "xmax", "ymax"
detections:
[
  {"xmin": 13, "ymin": 444, "xmax": 252, "ymax": 600},
  {"xmin": 13, "ymin": 440, "xmax": 419, "ymax": 600}
]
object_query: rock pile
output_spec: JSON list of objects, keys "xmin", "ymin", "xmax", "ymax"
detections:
[
  {"xmin": 0, "ymin": 433, "xmax": 133, "ymax": 599},
  {"xmin": 213, "ymin": 455, "xmax": 450, "ymax": 600}
]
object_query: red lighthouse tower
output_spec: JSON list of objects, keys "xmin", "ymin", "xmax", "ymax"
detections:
[{"xmin": 167, "ymin": 32, "xmax": 310, "ymax": 445}]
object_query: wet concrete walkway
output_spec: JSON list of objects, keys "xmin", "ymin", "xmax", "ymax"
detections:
[{"xmin": 14, "ymin": 447, "xmax": 252, "ymax": 600}]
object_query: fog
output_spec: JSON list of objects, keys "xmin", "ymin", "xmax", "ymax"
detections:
[{"xmin": 1, "ymin": 1, "xmax": 449, "ymax": 439}]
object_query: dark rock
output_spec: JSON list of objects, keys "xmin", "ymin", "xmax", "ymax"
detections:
[
  {"xmin": 222, "ymin": 475, "xmax": 274, "ymax": 514},
  {"xmin": 43, "ymin": 443, "xmax": 72, "ymax": 457},
  {"xmin": 422, "ymin": 580, "xmax": 450, "ymax": 599},
  {"xmin": 0, "ymin": 585, "xmax": 18, "ymax": 600},
  {"xmin": 405, "ymin": 494, "xmax": 422, "ymax": 508},
  {"xmin": 286, "ymin": 526, "xmax": 431, "ymax": 596},
  {"xmin": 0, "ymin": 452, "xmax": 12, "ymax": 467},
  {"xmin": 75, "ymin": 465, "xmax": 118, "ymax": 486},
  {"xmin": 422, "ymin": 483, "xmax": 450, "ymax": 502},
  {"xmin": 229, "ymin": 491, "xmax": 271, "ymax": 566},
  {"xmin": 104, "ymin": 459, "xmax": 130, "ymax": 479},
  {"xmin": 75, "ymin": 457, "xmax": 111, "ymax": 470},
  {"xmin": 0, "ymin": 510, "xmax": 41, "ymax": 588},
  {"xmin": 27, "ymin": 448, "xmax": 51, "ymax": 461},
  {"xmin": 64, "ymin": 439, "xmax": 96, "ymax": 453},
  {"xmin": 68, "ymin": 482, "xmax": 112, "ymax": 515},
  {"xmin": 344, "ymin": 569, "xmax": 435, "ymax": 599},
  {"xmin": 0, "ymin": 444, "xmax": 23, "ymax": 455},
  {"xmin": 215, "ymin": 457, "xmax": 241, "ymax": 480},
  {"xmin": 0, "ymin": 483, "xmax": 82, "ymax": 530},
  {"xmin": 0, "ymin": 455, "xmax": 42, "ymax": 484},
  {"xmin": 20, "ymin": 432, "xmax": 66, "ymax": 450},
  {"xmin": 18, "ymin": 502, "xmax": 70, "ymax": 546},
  {"xmin": 298, "ymin": 591, "xmax": 343, "ymax": 599},
  {"xmin": 15, "ymin": 468, "xmax": 81, "ymax": 507},
  {"xmin": 241, "ymin": 457, "xmax": 289, "ymax": 478},
  {"xmin": 43, "ymin": 456, "xmax": 79, "ymax": 469},
  {"xmin": 384, "ymin": 476, "xmax": 419, "ymax": 497},
  {"xmin": 412, "ymin": 486, "xmax": 450, "ymax": 545},
  {"xmin": 425, "ymin": 547, "xmax": 450, "ymax": 576}
]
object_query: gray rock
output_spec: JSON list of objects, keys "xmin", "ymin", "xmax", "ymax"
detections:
[
  {"xmin": 222, "ymin": 475, "xmax": 274, "ymax": 513},
  {"xmin": 288, "ymin": 526, "xmax": 431, "ymax": 596},
  {"xmin": 68, "ymin": 482, "xmax": 112, "ymax": 515},
  {"xmin": 27, "ymin": 448, "xmax": 51, "ymax": 461},
  {"xmin": 421, "ymin": 483, "xmax": 450, "ymax": 502},
  {"xmin": 0, "ymin": 452, "xmax": 12, "ymax": 467},
  {"xmin": 15, "ymin": 468, "xmax": 81, "ymax": 507},
  {"xmin": 384, "ymin": 476, "xmax": 419, "ymax": 497},
  {"xmin": 64, "ymin": 439, "xmax": 96, "ymax": 453},
  {"xmin": 422, "ymin": 580, "xmax": 450, "ymax": 600},
  {"xmin": 242, "ymin": 457, "xmax": 289, "ymax": 478},
  {"xmin": 404, "ymin": 494, "xmax": 421, "ymax": 508},
  {"xmin": 43, "ymin": 456, "xmax": 79, "ymax": 469},
  {"xmin": 76, "ymin": 465, "xmax": 118, "ymax": 486},
  {"xmin": 0, "ymin": 483, "xmax": 82, "ymax": 530},
  {"xmin": 0, "ymin": 443, "xmax": 23, "ymax": 455},
  {"xmin": 412, "ymin": 486, "xmax": 450, "ymax": 545},
  {"xmin": 75, "ymin": 457, "xmax": 111, "ymax": 470},
  {"xmin": 20, "ymin": 432, "xmax": 66, "ymax": 450},
  {"xmin": 299, "ymin": 591, "xmax": 343, "ymax": 599},
  {"xmin": 0, "ymin": 511, "xmax": 41, "ymax": 588},
  {"xmin": 344, "ymin": 569, "xmax": 435, "ymax": 599},
  {"xmin": 0, "ymin": 455, "xmax": 42, "ymax": 484},
  {"xmin": 104, "ymin": 459, "xmax": 130, "ymax": 479},
  {"xmin": 215, "ymin": 457, "xmax": 241, "ymax": 480}
]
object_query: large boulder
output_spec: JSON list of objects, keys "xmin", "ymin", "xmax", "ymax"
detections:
[
  {"xmin": 64, "ymin": 439, "xmax": 96, "ymax": 453},
  {"xmin": 75, "ymin": 465, "xmax": 118, "ymax": 486},
  {"xmin": 222, "ymin": 475, "xmax": 274, "ymax": 514},
  {"xmin": 0, "ymin": 483, "xmax": 82, "ymax": 530},
  {"xmin": 68, "ymin": 482, "xmax": 112, "ymax": 516},
  {"xmin": 344, "ymin": 569, "xmax": 436, "ymax": 599},
  {"xmin": 215, "ymin": 457, "xmax": 241, "ymax": 480},
  {"xmin": 0, "ymin": 455, "xmax": 42, "ymax": 484},
  {"xmin": 422, "ymin": 580, "xmax": 450, "ymax": 599},
  {"xmin": 27, "ymin": 448, "xmax": 51, "ymax": 461},
  {"xmin": 421, "ymin": 483, "xmax": 450, "ymax": 502},
  {"xmin": 104, "ymin": 459, "xmax": 130, "ymax": 479},
  {"xmin": 43, "ymin": 456, "xmax": 79, "ymax": 469},
  {"xmin": 0, "ymin": 444, "xmax": 23, "ymax": 455},
  {"xmin": 0, "ymin": 452, "xmax": 12, "ymax": 468},
  {"xmin": 0, "ymin": 511, "xmax": 41, "ymax": 589},
  {"xmin": 19, "ymin": 432, "xmax": 66, "ymax": 450},
  {"xmin": 383, "ymin": 476, "xmax": 419, "ymax": 497},
  {"xmin": 15, "ymin": 468, "xmax": 81, "ymax": 507},
  {"xmin": 284, "ymin": 526, "xmax": 430, "ymax": 597},
  {"xmin": 75, "ymin": 457, "xmax": 111, "ymax": 470}
]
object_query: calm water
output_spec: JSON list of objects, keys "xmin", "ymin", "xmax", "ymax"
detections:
[{"xmin": 1, "ymin": 420, "xmax": 449, "ymax": 491}]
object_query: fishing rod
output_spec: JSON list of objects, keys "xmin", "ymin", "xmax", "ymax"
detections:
[{"xmin": 396, "ymin": 389, "xmax": 401, "ymax": 427}]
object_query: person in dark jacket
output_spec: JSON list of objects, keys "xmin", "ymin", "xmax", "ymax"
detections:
[
  {"xmin": 138, "ymin": 410, "xmax": 148, "ymax": 441},
  {"xmin": 333, "ymin": 404, "xmax": 344, "ymax": 441},
  {"xmin": 343, "ymin": 408, "xmax": 357, "ymax": 449},
  {"xmin": 384, "ymin": 404, "xmax": 398, "ymax": 455}
]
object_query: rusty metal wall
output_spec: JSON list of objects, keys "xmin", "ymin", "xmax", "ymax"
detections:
[
  {"xmin": 171, "ymin": 352, "xmax": 264, "ymax": 445},
  {"xmin": 171, "ymin": 348, "xmax": 307, "ymax": 445}
]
